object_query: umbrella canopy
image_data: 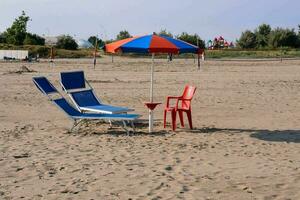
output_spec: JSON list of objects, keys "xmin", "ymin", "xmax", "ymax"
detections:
[{"xmin": 105, "ymin": 34, "xmax": 200, "ymax": 54}]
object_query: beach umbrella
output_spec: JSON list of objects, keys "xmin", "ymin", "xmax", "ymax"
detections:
[{"xmin": 105, "ymin": 33, "xmax": 202, "ymax": 132}]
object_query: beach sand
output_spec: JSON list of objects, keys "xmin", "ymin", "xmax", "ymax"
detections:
[{"xmin": 0, "ymin": 57, "xmax": 300, "ymax": 199}]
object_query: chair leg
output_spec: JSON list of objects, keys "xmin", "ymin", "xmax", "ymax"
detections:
[
  {"xmin": 131, "ymin": 121, "xmax": 136, "ymax": 134},
  {"xmin": 186, "ymin": 110, "xmax": 193, "ymax": 129},
  {"xmin": 71, "ymin": 119, "xmax": 88, "ymax": 132},
  {"xmin": 109, "ymin": 120, "xmax": 113, "ymax": 129},
  {"xmin": 163, "ymin": 110, "xmax": 167, "ymax": 128},
  {"xmin": 122, "ymin": 121, "xmax": 129, "ymax": 135},
  {"xmin": 70, "ymin": 120, "xmax": 77, "ymax": 132},
  {"xmin": 178, "ymin": 110, "xmax": 184, "ymax": 127},
  {"xmin": 171, "ymin": 109, "xmax": 177, "ymax": 131}
]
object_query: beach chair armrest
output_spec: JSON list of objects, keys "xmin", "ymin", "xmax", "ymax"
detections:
[{"xmin": 166, "ymin": 96, "xmax": 183, "ymax": 108}]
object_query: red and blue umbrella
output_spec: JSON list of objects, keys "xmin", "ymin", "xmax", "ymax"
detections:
[
  {"xmin": 105, "ymin": 34, "xmax": 201, "ymax": 54},
  {"xmin": 105, "ymin": 33, "xmax": 202, "ymax": 132}
]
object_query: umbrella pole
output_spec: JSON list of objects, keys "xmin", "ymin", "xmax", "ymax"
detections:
[
  {"xmin": 93, "ymin": 38, "xmax": 98, "ymax": 69},
  {"xmin": 150, "ymin": 53, "xmax": 154, "ymax": 102},
  {"xmin": 149, "ymin": 53, "xmax": 155, "ymax": 133},
  {"xmin": 197, "ymin": 53, "xmax": 200, "ymax": 70}
]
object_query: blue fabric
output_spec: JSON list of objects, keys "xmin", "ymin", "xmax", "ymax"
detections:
[
  {"xmin": 120, "ymin": 35, "xmax": 152, "ymax": 53},
  {"xmin": 71, "ymin": 90, "xmax": 131, "ymax": 114},
  {"xmin": 71, "ymin": 90, "xmax": 99, "ymax": 107},
  {"xmin": 53, "ymin": 98, "xmax": 82, "ymax": 117},
  {"xmin": 53, "ymin": 98, "xmax": 139, "ymax": 120},
  {"xmin": 161, "ymin": 36, "xmax": 198, "ymax": 54},
  {"xmin": 82, "ymin": 105, "xmax": 130, "ymax": 114},
  {"xmin": 60, "ymin": 71, "xmax": 86, "ymax": 90},
  {"xmin": 33, "ymin": 77, "xmax": 58, "ymax": 94},
  {"xmin": 81, "ymin": 113, "xmax": 139, "ymax": 120}
]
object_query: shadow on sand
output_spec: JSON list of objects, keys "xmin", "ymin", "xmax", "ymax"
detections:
[
  {"xmin": 68, "ymin": 119, "xmax": 171, "ymax": 137},
  {"xmin": 66, "ymin": 119, "xmax": 300, "ymax": 143},
  {"xmin": 190, "ymin": 127, "xmax": 300, "ymax": 143}
]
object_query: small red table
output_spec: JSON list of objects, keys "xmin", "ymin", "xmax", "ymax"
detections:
[
  {"xmin": 144, "ymin": 102, "xmax": 161, "ymax": 133},
  {"xmin": 144, "ymin": 102, "xmax": 162, "ymax": 110}
]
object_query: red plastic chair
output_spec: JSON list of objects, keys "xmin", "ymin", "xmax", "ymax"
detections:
[{"xmin": 164, "ymin": 85, "xmax": 197, "ymax": 131}]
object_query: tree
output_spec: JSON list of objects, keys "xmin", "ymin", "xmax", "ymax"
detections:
[
  {"xmin": 23, "ymin": 33, "xmax": 45, "ymax": 45},
  {"xmin": 116, "ymin": 30, "xmax": 131, "ymax": 40},
  {"xmin": 255, "ymin": 24, "xmax": 271, "ymax": 48},
  {"xmin": 297, "ymin": 25, "xmax": 300, "ymax": 46},
  {"xmin": 88, "ymin": 36, "xmax": 105, "ymax": 48},
  {"xmin": 237, "ymin": 30, "xmax": 257, "ymax": 49},
  {"xmin": 56, "ymin": 35, "xmax": 78, "ymax": 50},
  {"xmin": 268, "ymin": 28, "xmax": 298, "ymax": 48},
  {"xmin": 176, "ymin": 32, "xmax": 205, "ymax": 48},
  {"xmin": 0, "ymin": 32, "xmax": 6, "ymax": 43},
  {"xmin": 4, "ymin": 11, "xmax": 30, "ymax": 45},
  {"xmin": 158, "ymin": 29, "xmax": 173, "ymax": 38}
]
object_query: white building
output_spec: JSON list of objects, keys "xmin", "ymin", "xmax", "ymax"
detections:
[{"xmin": 0, "ymin": 50, "xmax": 28, "ymax": 60}]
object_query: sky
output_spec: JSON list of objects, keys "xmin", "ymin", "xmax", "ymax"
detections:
[{"xmin": 0, "ymin": 0, "xmax": 299, "ymax": 42}]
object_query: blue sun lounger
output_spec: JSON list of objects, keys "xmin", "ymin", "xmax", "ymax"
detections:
[
  {"xmin": 60, "ymin": 71, "xmax": 134, "ymax": 114},
  {"xmin": 32, "ymin": 76, "xmax": 140, "ymax": 133}
]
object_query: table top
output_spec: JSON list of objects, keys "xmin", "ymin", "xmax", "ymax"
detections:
[{"xmin": 144, "ymin": 102, "xmax": 162, "ymax": 110}]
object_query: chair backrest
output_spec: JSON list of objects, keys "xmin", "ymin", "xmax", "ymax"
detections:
[
  {"xmin": 32, "ymin": 76, "xmax": 80, "ymax": 118},
  {"xmin": 60, "ymin": 71, "xmax": 86, "ymax": 91},
  {"xmin": 181, "ymin": 85, "xmax": 196, "ymax": 109},
  {"xmin": 70, "ymin": 90, "xmax": 101, "ymax": 107},
  {"xmin": 32, "ymin": 76, "xmax": 58, "ymax": 95}
]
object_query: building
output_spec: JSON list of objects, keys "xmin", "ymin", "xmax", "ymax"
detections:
[{"xmin": 0, "ymin": 50, "xmax": 28, "ymax": 60}]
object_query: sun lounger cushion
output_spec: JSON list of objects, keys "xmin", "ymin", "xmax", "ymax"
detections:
[
  {"xmin": 70, "ymin": 90, "xmax": 99, "ymax": 107},
  {"xmin": 53, "ymin": 98, "xmax": 139, "ymax": 120},
  {"xmin": 60, "ymin": 71, "xmax": 85, "ymax": 90},
  {"xmin": 33, "ymin": 77, "xmax": 58, "ymax": 94}
]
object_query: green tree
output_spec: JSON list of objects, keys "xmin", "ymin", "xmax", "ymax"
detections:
[
  {"xmin": 158, "ymin": 29, "xmax": 173, "ymax": 38},
  {"xmin": 237, "ymin": 30, "xmax": 257, "ymax": 49},
  {"xmin": 23, "ymin": 33, "xmax": 45, "ymax": 45},
  {"xmin": 116, "ymin": 30, "xmax": 131, "ymax": 40},
  {"xmin": 255, "ymin": 24, "xmax": 271, "ymax": 48},
  {"xmin": 268, "ymin": 28, "xmax": 298, "ymax": 48},
  {"xmin": 56, "ymin": 35, "xmax": 78, "ymax": 50},
  {"xmin": 4, "ymin": 11, "xmax": 30, "ymax": 45},
  {"xmin": 176, "ymin": 32, "xmax": 205, "ymax": 48},
  {"xmin": 0, "ymin": 32, "xmax": 6, "ymax": 43},
  {"xmin": 297, "ymin": 25, "xmax": 300, "ymax": 47},
  {"xmin": 88, "ymin": 36, "xmax": 105, "ymax": 48}
]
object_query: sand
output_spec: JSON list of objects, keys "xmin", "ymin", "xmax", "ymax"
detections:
[{"xmin": 0, "ymin": 56, "xmax": 300, "ymax": 200}]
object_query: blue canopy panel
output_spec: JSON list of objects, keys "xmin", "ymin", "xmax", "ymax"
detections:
[
  {"xmin": 161, "ymin": 36, "xmax": 199, "ymax": 54},
  {"xmin": 120, "ymin": 35, "xmax": 152, "ymax": 53},
  {"xmin": 60, "ymin": 71, "xmax": 86, "ymax": 90}
]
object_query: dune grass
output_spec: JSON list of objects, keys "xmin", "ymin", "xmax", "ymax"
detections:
[
  {"xmin": 0, "ymin": 44, "xmax": 94, "ymax": 58},
  {"xmin": 205, "ymin": 49, "xmax": 300, "ymax": 59},
  {"xmin": 1, "ymin": 43, "xmax": 300, "ymax": 59}
]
